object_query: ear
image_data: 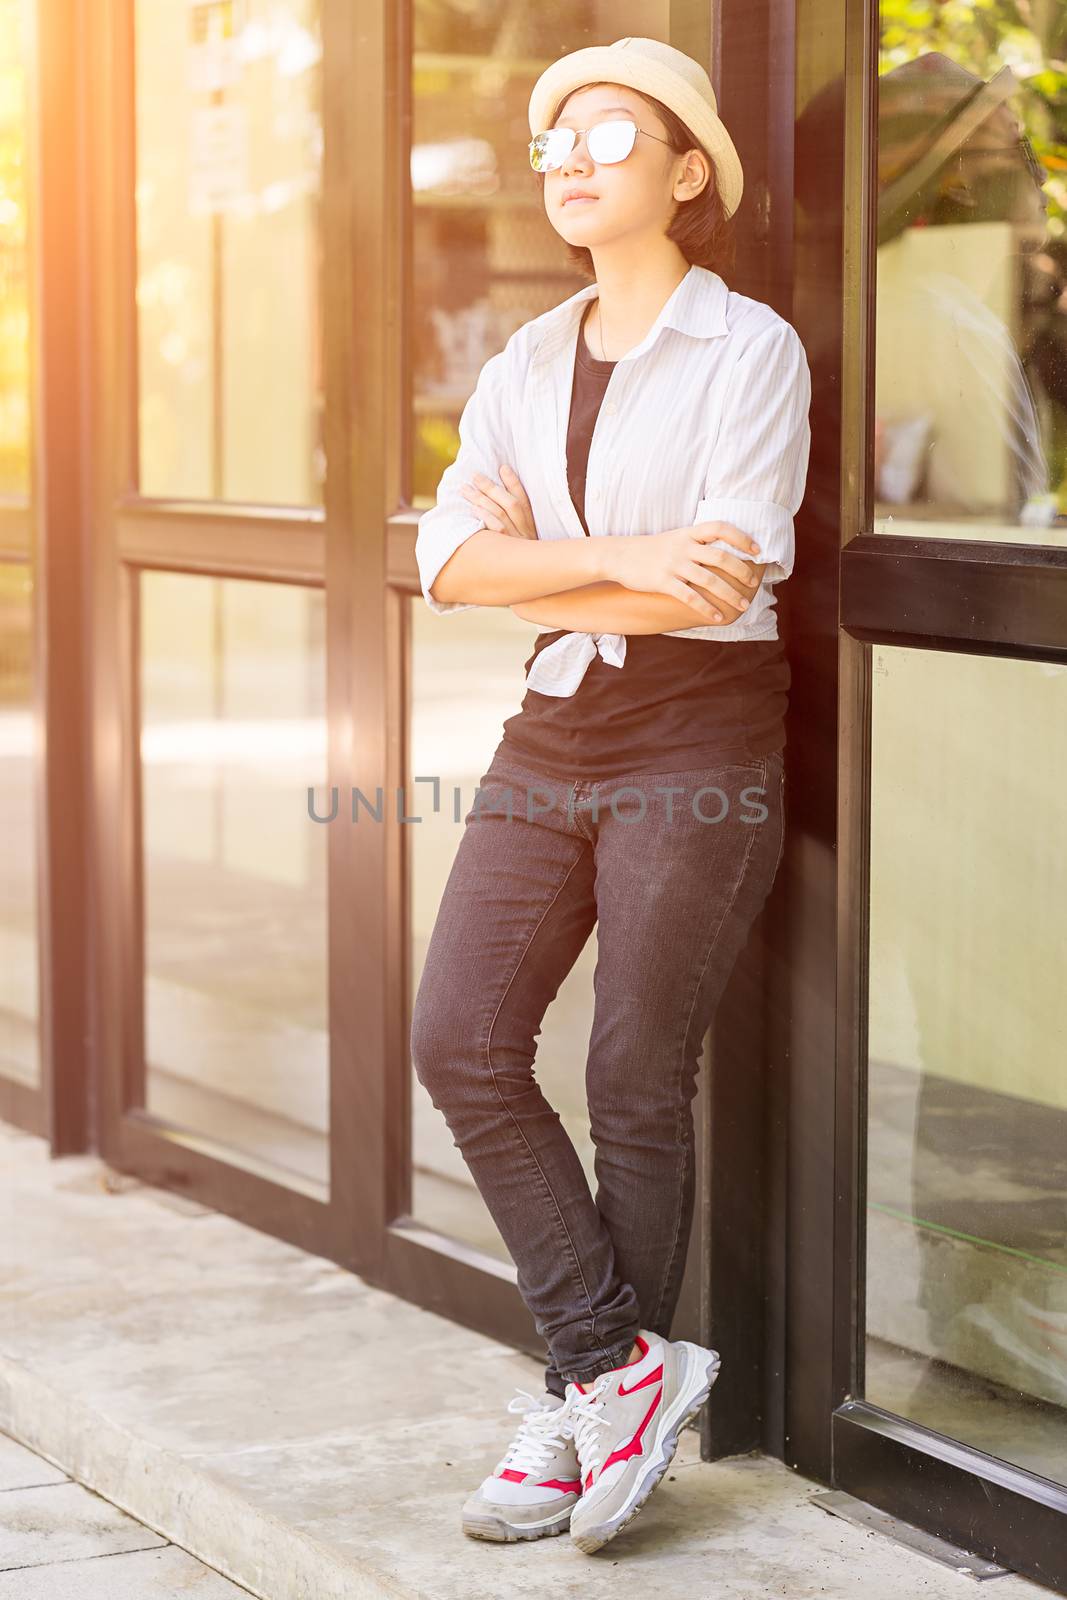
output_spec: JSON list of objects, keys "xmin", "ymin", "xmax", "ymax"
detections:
[{"xmin": 677, "ymin": 148, "xmax": 711, "ymax": 199}]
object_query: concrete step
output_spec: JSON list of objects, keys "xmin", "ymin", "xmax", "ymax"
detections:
[
  {"xmin": 0, "ymin": 1430, "xmax": 254, "ymax": 1598},
  {"xmin": 0, "ymin": 1122, "xmax": 1047, "ymax": 1600}
]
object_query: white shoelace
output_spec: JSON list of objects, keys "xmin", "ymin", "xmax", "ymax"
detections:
[
  {"xmin": 565, "ymin": 1376, "xmax": 613, "ymax": 1478},
  {"xmin": 497, "ymin": 1390, "xmax": 574, "ymax": 1478}
]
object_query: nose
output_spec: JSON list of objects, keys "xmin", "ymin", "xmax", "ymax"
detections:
[{"xmin": 561, "ymin": 131, "xmax": 594, "ymax": 177}]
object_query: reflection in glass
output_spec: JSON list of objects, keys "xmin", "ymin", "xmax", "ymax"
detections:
[
  {"xmin": 873, "ymin": 31, "xmax": 1067, "ymax": 544},
  {"xmin": 410, "ymin": 1, "xmax": 669, "ymax": 506},
  {"xmin": 866, "ymin": 645, "xmax": 1067, "ymax": 1485},
  {"xmin": 407, "ymin": 601, "xmax": 600, "ymax": 1259},
  {"xmin": 0, "ymin": 563, "xmax": 38, "ymax": 1086},
  {"xmin": 0, "ymin": 0, "xmax": 31, "ymax": 498},
  {"xmin": 140, "ymin": 573, "xmax": 328, "ymax": 1191},
  {"xmin": 135, "ymin": 0, "xmax": 323, "ymax": 504}
]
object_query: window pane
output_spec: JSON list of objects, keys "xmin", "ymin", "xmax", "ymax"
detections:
[
  {"xmin": 0, "ymin": 4, "xmax": 37, "ymax": 1089},
  {"xmin": 865, "ymin": 645, "xmax": 1067, "ymax": 1484},
  {"xmin": 136, "ymin": 0, "xmax": 323, "ymax": 504},
  {"xmin": 140, "ymin": 572, "xmax": 328, "ymax": 1191},
  {"xmin": 0, "ymin": 0, "xmax": 31, "ymax": 498},
  {"xmin": 875, "ymin": 24, "xmax": 1067, "ymax": 546},
  {"xmin": 0, "ymin": 563, "xmax": 37, "ymax": 1087},
  {"xmin": 408, "ymin": 601, "xmax": 602, "ymax": 1259},
  {"xmin": 410, "ymin": 1, "xmax": 669, "ymax": 505}
]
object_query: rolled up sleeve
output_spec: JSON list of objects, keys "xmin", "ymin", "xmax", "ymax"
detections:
[
  {"xmin": 414, "ymin": 341, "xmax": 517, "ymax": 615},
  {"xmin": 694, "ymin": 318, "xmax": 812, "ymax": 586}
]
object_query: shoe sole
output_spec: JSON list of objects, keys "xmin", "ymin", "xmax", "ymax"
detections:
[
  {"xmin": 570, "ymin": 1341, "xmax": 722, "ymax": 1555},
  {"xmin": 462, "ymin": 1503, "xmax": 575, "ymax": 1543}
]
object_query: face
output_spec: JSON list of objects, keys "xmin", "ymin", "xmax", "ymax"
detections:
[{"xmin": 539, "ymin": 82, "xmax": 708, "ymax": 250}]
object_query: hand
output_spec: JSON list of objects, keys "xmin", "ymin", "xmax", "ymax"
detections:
[
  {"xmin": 459, "ymin": 464, "xmax": 537, "ymax": 539},
  {"xmin": 602, "ymin": 522, "xmax": 764, "ymax": 624}
]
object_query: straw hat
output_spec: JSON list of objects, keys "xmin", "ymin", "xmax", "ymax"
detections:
[{"xmin": 528, "ymin": 36, "xmax": 744, "ymax": 218}]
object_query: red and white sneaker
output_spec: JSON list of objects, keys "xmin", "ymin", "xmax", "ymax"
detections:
[
  {"xmin": 566, "ymin": 1330, "xmax": 722, "ymax": 1554},
  {"xmin": 461, "ymin": 1389, "xmax": 581, "ymax": 1542}
]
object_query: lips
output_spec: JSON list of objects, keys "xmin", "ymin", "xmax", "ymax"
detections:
[{"xmin": 562, "ymin": 190, "xmax": 599, "ymax": 205}]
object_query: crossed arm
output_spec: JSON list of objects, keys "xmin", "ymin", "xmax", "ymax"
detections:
[
  {"xmin": 508, "ymin": 570, "xmax": 768, "ymax": 634},
  {"xmin": 415, "ymin": 317, "xmax": 809, "ymax": 636},
  {"xmin": 445, "ymin": 467, "xmax": 767, "ymax": 633}
]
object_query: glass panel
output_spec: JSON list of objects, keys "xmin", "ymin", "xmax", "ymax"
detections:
[
  {"xmin": 0, "ymin": 6, "xmax": 38, "ymax": 1089},
  {"xmin": 411, "ymin": 0, "xmax": 669, "ymax": 505},
  {"xmin": 874, "ymin": 21, "xmax": 1067, "ymax": 545},
  {"xmin": 140, "ymin": 572, "xmax": 328, "ymax": 1191},
  {"xmin": 0, "ymin": 563, "xmax": 38, "ymax": 1086},
  {"xmin": 408, "ymin": 601, "xmax": 602, "ymax": 1259},
  {"xmin": 135, "ymin": 0, "xmax": 323, "ymax": 504},
  {"xmin": 865, "ymin": 645, "xmax": 1067, "ymax": 1485},
  {"xmin": 0, "ymin": 0, "xmax": 31, "ymax": 497}
]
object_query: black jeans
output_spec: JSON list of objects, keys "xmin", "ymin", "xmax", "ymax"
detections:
[{"xmin": 410, "ymin": 744, "xmax": 786, "ymax": 1398}]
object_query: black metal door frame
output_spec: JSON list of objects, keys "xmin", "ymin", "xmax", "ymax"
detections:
[
  {"xmin": 0, "ymin": 0, "xmax": 93, "ymax": 1147},
  {"xmin": 81, "ymin": 0, "xmax": 343, "ymax": 1263},
  {"xmin": 784, "ymin": 0, "xmax": 1067, "ymax": 1586}
]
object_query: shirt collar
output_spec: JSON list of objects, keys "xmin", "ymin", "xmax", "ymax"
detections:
[{"xmin": 530, "ymin": 264, "xmax": 730, "ymax": 369}]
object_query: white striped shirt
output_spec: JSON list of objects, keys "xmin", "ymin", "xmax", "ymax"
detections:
[{"xmin": 415, "ymin": 264, "xmax": 812, "ymax": 697}]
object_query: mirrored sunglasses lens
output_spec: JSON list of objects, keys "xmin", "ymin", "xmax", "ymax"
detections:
[
  {"xmin": 587, "ymin": 121, "xmax": 637, "ymax": 164},
  {"xmin": 529, "ymin": 128, "xmax": 573, "ymax": 172}
]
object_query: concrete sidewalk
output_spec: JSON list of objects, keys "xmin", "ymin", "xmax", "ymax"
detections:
[
  {"xmin": 0, "ymin": 1429, "xmax": 255, "ymax": 1597},
  {"xmin": 0, "ymin": 1122, "xmax": 1050, "ymax": 1600}
]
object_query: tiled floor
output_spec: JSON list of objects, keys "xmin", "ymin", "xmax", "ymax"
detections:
[{"xmin": 0, "ymin": 1431, "xmax": 253, "ymax": 1598}]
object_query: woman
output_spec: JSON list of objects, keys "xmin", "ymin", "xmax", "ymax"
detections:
[{"xmin": 410, "ymin": 36, "xmax": 811, "ymax": 1557}]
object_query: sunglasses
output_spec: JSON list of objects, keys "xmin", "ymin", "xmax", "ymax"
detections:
[
  {"xmin": 529, "ymin": 118, "xmax": 672, "ymax": 173},
  {"xmin": 951, "ymin": 136, "xmax": 1049, "ymax": 188}
]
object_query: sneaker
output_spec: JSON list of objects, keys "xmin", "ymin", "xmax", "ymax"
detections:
[
  {"xmin": 461, "ymin": 1389, "xmax": 581, "ymax": 1542},
  {"xmin": 566, "ymin": 1330, "xmax": 722, "ymax": 1554}
]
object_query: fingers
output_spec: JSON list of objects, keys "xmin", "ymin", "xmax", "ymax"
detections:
[
  {"xmin": 693, "ymin": 520, "xmax": 762, "ymax": 557},
  {"xmin": 461, "ymin": 467, "xmax": 536, "ymax": 538},
  {"xmin": 476, "ymin": 470, "xmax": 517, "ymax": 509},
  {"xmin": 468, "ymin": 467, "xmax": 527, "ymax": 514},
  {"xmin": 459, "ymin": 480, "xmax": 516, "ymax": 535},
  {"xmin": 498, "ymin": 465, "xmax": 529, "ymax": 499},
  {"xmin": 688, "ymin": 539, "xmax": 763, "ymax": 592},
  {"xmin": 725, "ymin": 561, "xmax": 766, "ymax": 600},
  {"xmin": 459, "ymin": 491, "xmax": 507, "ymax": 530},
  {"xmin": 683, "ymin": 562, "xmax": 750, "ymax": 612},
  {"xmin": 701, "ymin": 558, "xmax": 764, "ymax": 602},
  {"xmin": 720, "ymin": 554, "xmax": 764, "ymax": 588},
  {"xmin": 496, "ymin": 465, "xmax": 538, "ymax": 538},
  {"xmin": 460, "ymin": 477, "xmax": 513, "ymax": 517},
  {"xmin": 670, "ymin": 580, "xmax": 722, "ymax": 622}
]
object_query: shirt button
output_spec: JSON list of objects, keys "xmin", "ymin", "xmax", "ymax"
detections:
[{"xmin": 604, "ymin": 402, "xmax": 617, "ymax": 414}]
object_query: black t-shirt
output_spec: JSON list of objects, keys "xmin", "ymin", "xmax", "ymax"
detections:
[{"xmin": 497, "ymin": 302, "xmax": 789, "ymax": 781}]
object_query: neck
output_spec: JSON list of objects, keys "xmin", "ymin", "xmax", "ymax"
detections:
[{"xmin": 587, "ymin": 247, "xmax": 691, "ymax": 360}]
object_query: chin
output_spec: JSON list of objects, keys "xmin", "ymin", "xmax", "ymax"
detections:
[{"xmin": 555, "ymin": 213, "xmax": 606, "ymax": 242}]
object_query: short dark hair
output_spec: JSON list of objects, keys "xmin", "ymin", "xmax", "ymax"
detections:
[{"xmin": 536, "ymin": 83, "xmax": 736, "ymax": 280}]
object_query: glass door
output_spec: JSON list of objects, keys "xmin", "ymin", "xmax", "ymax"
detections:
[
  {"xmin": 88, "ymin": 0, "xmax": 345, "ymax": 1258},
  {"xmin": 790, "ymin": 0, "xmax": 1067, "ymax": 1584}
]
